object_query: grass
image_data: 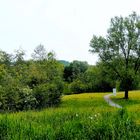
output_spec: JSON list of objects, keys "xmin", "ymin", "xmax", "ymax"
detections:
[
  {"xmin": 0, "ymin": 92, "xmax": 140, "ymax": 139},
  {"xmin": 60, "ymin": 93, "xmax": 116, "ymax": 112},
  {"xmin": 111, "ymin": 90, "xmax": 140, "ymax": 122}
]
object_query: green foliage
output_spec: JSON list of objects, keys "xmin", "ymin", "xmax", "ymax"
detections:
[
  {"xmin": 33, "ymin": 83, "xmax": 62, "ymax": 108},
  {"xmin": 63, "ymin": 83, "xmax": 72, "ymax": 95},
  {"xmin": 63, "ymin": 63, "xmax": 115, "ymax": 94},
  {"xmin": 69, "ymin": 80, "xmax": 86, "ymax": 94},
  {"xmin": 0, "ymin": 48, "xmax": 64, "ymax": 111},
  {"xmin": 84, "ymin": 64, "xmax": 115, "ymax": 92},
  {"xmin": 64, "ymin": 60, "xmax": 88, "ymax": 82},
  {"xmin": 0, "ymin": 50, "xmax": 12, "ymax": 65},
  {"xmin": 0, "ymin": 81, "xmax": 36, "ymax": 111}
]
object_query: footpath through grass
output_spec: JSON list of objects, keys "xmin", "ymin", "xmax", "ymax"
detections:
[{"xmin": 0, "ymin": 92, "xmax": 140, "ymax": 140}]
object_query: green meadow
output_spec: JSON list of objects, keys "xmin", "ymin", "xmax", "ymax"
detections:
[
  {"xmin": 0, "ymin": 91, "xmax": 140, "ymax": 140},
  {"xmin": 111, "ymin": 90, "xmax": 140, "ymax": 123}
]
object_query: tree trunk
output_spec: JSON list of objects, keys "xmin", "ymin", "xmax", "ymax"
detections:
[{"xmin": 124, "ymin": 89, "xmax": 128, "ymax": 99}]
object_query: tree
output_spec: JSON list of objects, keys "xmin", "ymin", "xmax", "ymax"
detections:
[
  {"xmin": 32, "ymin": 44, "xmax": 48, "ymax": 61},
  {"xmin": 47, "ymin": 51, "xmax": 56, "ymax": 60},
  {"xmin": 90, "ymin": 12, "xmax": 140, "ymax": 99},
  {"xmin": 0, "ymin": 50, "xmax": 12, "ymax": 65},
  {"xmin": 64, "ymin": 60, "xmax": 88, "ymax": 82},
  {"xmin": 14, "ymin": 48, "xmax": 25, "ymax": 64},
  {"xmin": 83, "ymin": 64, "xmax": 115, "ymax": 92}
]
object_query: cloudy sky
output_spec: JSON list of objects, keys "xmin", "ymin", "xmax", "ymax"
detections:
[{"xmin": 0, "ymin": 0, "xmax": 140, "ymax": 64}]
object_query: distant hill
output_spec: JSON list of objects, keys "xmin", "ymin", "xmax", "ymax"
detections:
[{"xmin": 59, "ymin": 60, "xmax": 70, "ymax": 66}]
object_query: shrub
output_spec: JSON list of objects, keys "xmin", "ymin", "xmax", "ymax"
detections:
[
  {"xmin": 0, "ymin": 85, "xmax": 37, "ymax": 111},
  {"xmin": 16, "ymin": 87, "xmax": 37, "ymax": 110},
  {"xmin": 33, "ymin": 83, "xmax": 62, "ymax": 108},
  {"xmin": 63, "ymin": 83, "xmax": 72, "ymax": 95},
  {"xmin": 69, "ymin": 80, "xmax": 86, "ymax": 94},
  {"xmin": 0, "ymin": 86, "xmax": 7, "ymax": 111}
]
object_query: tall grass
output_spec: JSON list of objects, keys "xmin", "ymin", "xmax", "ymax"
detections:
[
  {"xmin": 0, "ymin": 93, "xmax": 140, "ymax": 139},
  {"xmin": 111, "ymin": 90, "xmax": 140, "ymax": 122}
]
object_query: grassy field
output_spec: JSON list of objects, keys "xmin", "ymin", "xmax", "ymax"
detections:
[
  {"xmin": 0, "ymin": 92, "xmax": 140, "ymax": 139},
  {"xmin": 111, "ymin": 90, "xmax": 140, "ymax": 123}
]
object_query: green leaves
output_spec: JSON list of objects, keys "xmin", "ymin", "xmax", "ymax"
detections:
[
  {"xmin": 0, "ymin": 47, "xmax": 64, "ymax": 111},
  {"xmin": 89, "ymin": 35, "xmax": 107, "ymax": 53}
]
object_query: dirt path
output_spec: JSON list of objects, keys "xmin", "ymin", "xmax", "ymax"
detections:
[{"xmin": 104, "ymin": 94, "xmax": 122, "ymax": 108}]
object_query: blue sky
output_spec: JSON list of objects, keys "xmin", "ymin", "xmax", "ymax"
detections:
[{"xmin": 0, "ymin": 0, "xmax": 140, "ymax": 64}]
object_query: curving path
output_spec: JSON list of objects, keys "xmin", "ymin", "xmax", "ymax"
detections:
[{"xmin": 104, "ymin": 94, "xmax": 122, "ymax": 108}]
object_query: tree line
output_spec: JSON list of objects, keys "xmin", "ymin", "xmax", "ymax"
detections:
[{"xmin": 63, "ymin": 60, "xmax": 140, "ymax": 95}]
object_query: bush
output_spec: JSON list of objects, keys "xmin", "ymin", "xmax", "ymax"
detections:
[
  {"xmin": 0, "ymin": 82, "xmax": 62, "ymax": 111},
  {"xmin": 16, "ymin": 87, "xmax": 37, "ymax": 110},
  {"xmin": 0, "ymin": 85, "xmax": 37, "ymax": 111},
  {"xmin": 0, "ymin": 86, "xmax": 7, "ymax": 111},
  {"xmin": 33, "ymin": 83, "xmax": 62, "ymax": 108},
  {"xmin": 63, "ymin": 83, "xmax": 72, "ymax": 95},
  {"xmin": 69, "ymin": 80, "xmax": 87, "ymax": 94}
]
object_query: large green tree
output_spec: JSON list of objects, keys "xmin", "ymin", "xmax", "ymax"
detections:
[{"xmin": 90, "ymin": 12, "xmax": 140, "ymax": 99}]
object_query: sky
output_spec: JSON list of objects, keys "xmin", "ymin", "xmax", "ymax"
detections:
[{"xmin": 0, "ymin": 0, "xmax": 140, "ymax": 65}]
